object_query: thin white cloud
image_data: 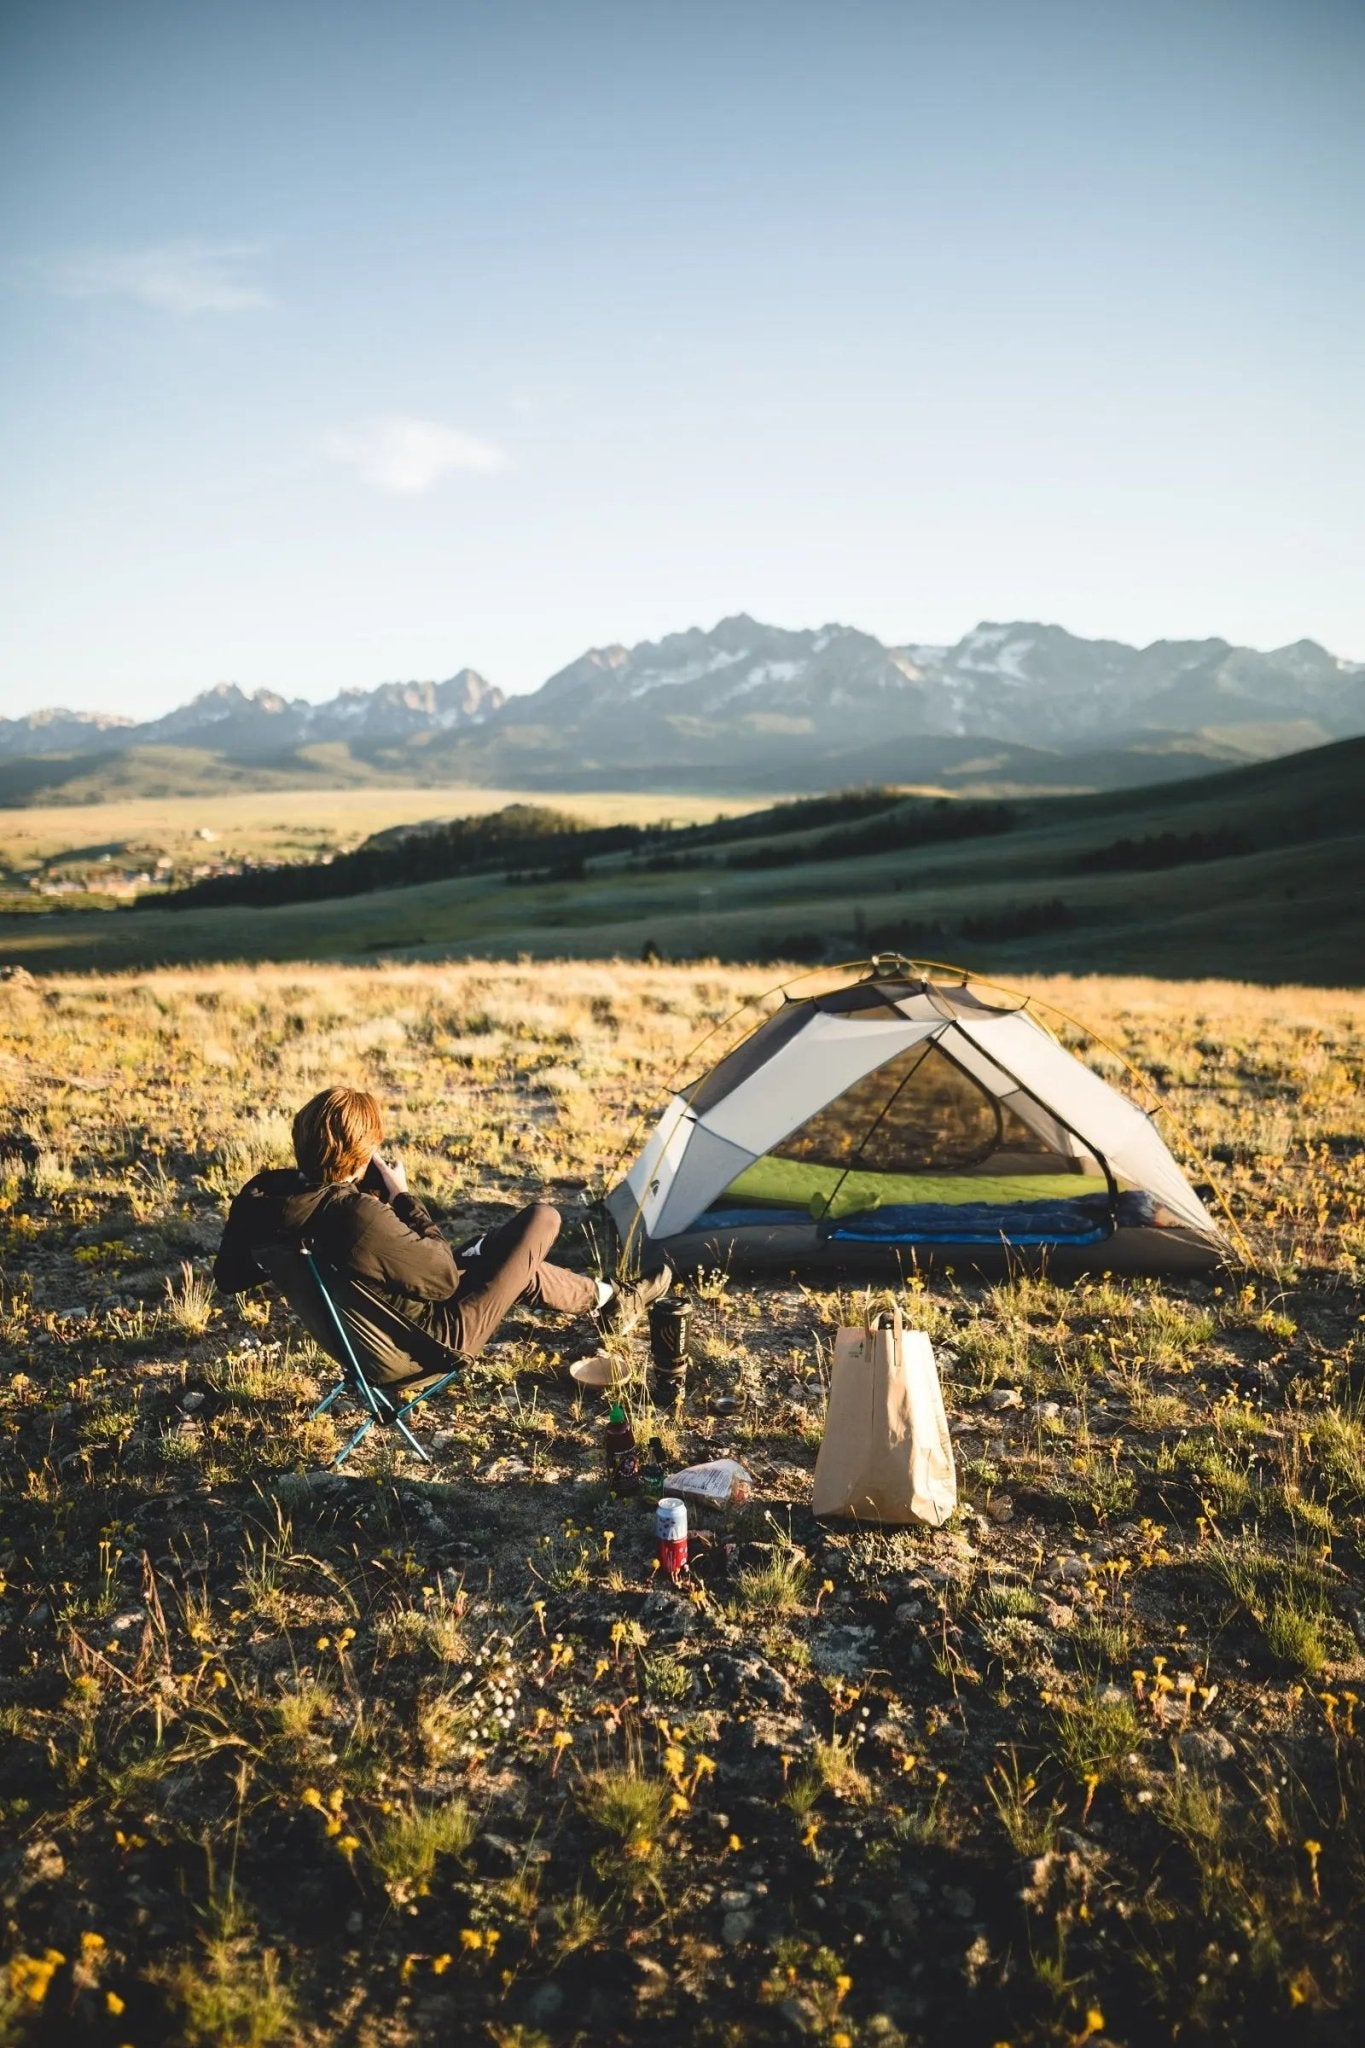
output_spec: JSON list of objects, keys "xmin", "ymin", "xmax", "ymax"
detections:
[
  {"xmin": 324, "ymin": 415, "xmax": 508, "ymax": 495},
  {"xmin": 45, "ymin": 241, "xmax": 268, "ymax": 314}
]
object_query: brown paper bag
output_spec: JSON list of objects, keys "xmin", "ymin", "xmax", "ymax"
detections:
[{"xmin": 812, "ymin": 1305, "xmax": 956, "ymax": 1527}]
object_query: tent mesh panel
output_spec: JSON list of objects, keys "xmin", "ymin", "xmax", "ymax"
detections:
[{"xmin": 770, "ymin": 1040, "xmax": 1065, "ymax": 1173}]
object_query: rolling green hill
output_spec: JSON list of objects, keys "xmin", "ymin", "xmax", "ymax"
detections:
[{"xmin": 2, "ymin": 736, "xmax": 1361, "ymax": 984}]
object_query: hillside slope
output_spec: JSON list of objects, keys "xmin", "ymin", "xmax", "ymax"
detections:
[{"xmin": 2, "ymin": 736, "xmax": 1360, "ymax": 983}]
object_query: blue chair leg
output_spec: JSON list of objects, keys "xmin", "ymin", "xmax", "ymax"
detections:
[
  {"xmin": 393, "ymin": 1414, "xmax": 433, "ymax": 1462},
  {"xmin": 319, "ymin": 1368, "xmax": 458, "ymax": 1469},
  {"xmin": 392, "ymin": 1372, "xmax": 460, "ymax": 1461},
  {"xmin": 312, "ymin": 1380, "xmax": 346, "ymax": 1419},
  {"xmin": 333, "ymin": 1416, "xmax": 376, "ymax": 1468}
]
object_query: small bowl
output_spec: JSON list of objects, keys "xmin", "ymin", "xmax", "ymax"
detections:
[{"xmin": 569, "ymin": 1354, "xmax": 629, "ymax": 1390}]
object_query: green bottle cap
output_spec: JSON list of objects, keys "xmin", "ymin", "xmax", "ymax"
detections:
[{"xmin": 608, "ymin": 1402, "xmax": 625, "ymax": 1423}]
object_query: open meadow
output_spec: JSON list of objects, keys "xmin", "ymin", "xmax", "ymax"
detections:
[
  {"xmin": 2, "ymin": 961, "xmax": 1364, "ymax": 2047},
  {"xmin": 0, "ymin": 789, "xmax": 765, "ymax": 899}
]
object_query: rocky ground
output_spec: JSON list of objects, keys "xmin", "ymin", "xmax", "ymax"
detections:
[{"xmin": 1, "ymin": 962, "xmax": 1363, "ymax": 2047}]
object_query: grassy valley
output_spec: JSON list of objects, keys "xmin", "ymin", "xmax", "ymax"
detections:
[{"xmin": 1, "ymin": 736, "xmax": 1362, "ymax": 984}]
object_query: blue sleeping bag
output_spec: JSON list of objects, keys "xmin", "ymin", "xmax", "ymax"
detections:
[
  {"xmin": 687, "ymin": 1190, "xmax": 1157, "ymax": 1247},
  {"xmin": 825, "ymin": 1189, "xmax": 1155, "ymax": 1245}
]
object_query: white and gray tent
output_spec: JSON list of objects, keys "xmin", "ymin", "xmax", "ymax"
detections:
[{"xmin": 607, "ymin": 965, "xmax": 1228, "ymax": 1278}]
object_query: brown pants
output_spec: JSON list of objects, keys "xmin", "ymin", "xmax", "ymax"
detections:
[{"xmin": 419, "ymin": 1201, "xmax": 597, "ymax": 1359}]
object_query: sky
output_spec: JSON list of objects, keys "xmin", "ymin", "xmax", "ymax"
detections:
[{"xmin": 1, "ymin": 0, "xmax": 1362, "ymax": 718}]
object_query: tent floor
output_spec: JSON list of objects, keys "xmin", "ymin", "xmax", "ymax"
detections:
[{"xmin": 647, "ymin": 1221, "xmax": 1225, "ymax": 1281}]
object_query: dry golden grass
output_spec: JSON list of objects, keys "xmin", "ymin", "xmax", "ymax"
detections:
[{"xmin": 1, "ymin": 960, "xmax": 1363, "ymax": 2047}]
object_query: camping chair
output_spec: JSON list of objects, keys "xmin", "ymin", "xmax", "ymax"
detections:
[{"xmin": 253, "ymin": 1242, "xmax": 462, "ymax": 1468}]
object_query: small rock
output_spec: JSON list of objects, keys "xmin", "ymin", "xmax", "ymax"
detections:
[
  {"xmin": 720, "ymin": 1711, "xmax": 810, "ymax": 1790},
  {"xmin": 1177, "ymin": 1727, "xmax": 1235, "ymax": 1768},
  {"xmin": 1030, "ymin": 1400, "xmax": 1061, "ymax": 1421},
  {"xmin": 777, "ymin": 1994, "xmax": 824, "ymax": 2037},
  {"xmin": 523, "ymin": 1982, "xmax": 565, "ymax": 2025},
  {"xmin": 640, "ymin": 1589, "xmax": 697, "ymax": 1638},
  {"xmin": 942, "ymin": 1884, "xmax": 976, "ymax": 1918},
  {"xmin": 986, "ymin": 1495, "xmax": 1015, "ymax": 1524},
  {"xmin": 480, "ymin": 1833, "xmax": 524, "ymax": 1871},
  {"xmin": 0, "ymin": 1838, "xmax": 64, "ymax": 1907},
  {"xmin": 707, "ymin": 1652, "xmax": 796, "ymax": 1708},
  {"xmin": 179, "ymin": 1390, "xmax": 206, "ymax": 1413},
  {"xmin": 719, "ymin": 1887, "xmax": 752, "ymax": 1910},
  {"xmin": 1057, "ymin": 1828, "xmax": 1105, "ymax": 1861},
  {"xmin": 722, "ymin": 1909, "xmax": 755, "ymax": 1947},
  {"xmin": 987, "ymin": 1387, "xmax": 1024, "ymax": 1411},
  {"xmin": 249, "ymin": 1639, "xmax": 292, "ymax": 1670},
  {"xmin": 111, "ymin": 1609, "xmax": 146, "ymax": 1632},
  {"xmin": 810, "ymin": 1623, "xmax": 877, "ymax": 1676},
  {"xmin": 893, "ymin": 1601, "xmax": 924, "ymax": 1628},
  {"xmin": 345, "ymin": 1909, "xmax": 363, "ymax": 1936},
  {"xmin": 432, "ymin": 1431, "xmax": 458, "ymax": 1452}
]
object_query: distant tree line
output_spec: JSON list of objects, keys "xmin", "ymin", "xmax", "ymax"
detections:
[
  {"xmin": 140, "ymin": 786, "xmax": 971, "ymax": 911},
  {"xmin": 145, "ymin": 805, "xmax": 649, "ymax": 911},
  {"xmin": 765, "ymin": 897, "xmax": 1075, "ymax": 964},
  {"xmin": 140, "ymin": 785, "xmax": 1021, "ymax": 915},
  {"xmin": 729, "ymin": 800, "xmax": 1016, "ymax": 870},
  {"xmin": 672, "ymin": 786, "xmax": 907, "ymax": 847},
  {"xmin": 1079, "ymin": 827, "xmax": 1253, "ymax": 872}
]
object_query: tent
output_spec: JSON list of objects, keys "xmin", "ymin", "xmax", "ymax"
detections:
[{"xmin": 606, "ymin": 964, "xmax": 1229, "ymax": 1278}]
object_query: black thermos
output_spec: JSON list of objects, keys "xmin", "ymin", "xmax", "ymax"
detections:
[{"xmin": 648, "ymin": 1297, "xmax": 691, "ymax": 1396}]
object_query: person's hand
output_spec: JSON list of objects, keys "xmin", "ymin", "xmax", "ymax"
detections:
[{"xmin": 362, "ymin": 1151, "xmax": 407, "ymax": 1199}]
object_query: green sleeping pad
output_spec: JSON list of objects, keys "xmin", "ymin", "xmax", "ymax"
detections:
[{"xmin": 721, "ymin": 1156, "xmax": 1109, "ymax": 1221}]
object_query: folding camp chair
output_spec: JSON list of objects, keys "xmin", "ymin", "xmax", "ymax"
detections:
[{"xmin": 254, "ymin": 1241, "xmax": 461, "ymax": 1468}]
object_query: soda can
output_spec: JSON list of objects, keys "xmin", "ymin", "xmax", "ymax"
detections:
[{"xmin": 656, "ymin": 1496, "xmax": 689, "ymax": 1580}]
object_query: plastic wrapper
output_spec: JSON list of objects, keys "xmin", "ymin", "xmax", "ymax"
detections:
[{"xmin": 662, "ymin": 1457, "xmax": 754, "ymax": 1507}]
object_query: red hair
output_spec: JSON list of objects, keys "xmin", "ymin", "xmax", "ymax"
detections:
[{"xmin": 292, "ymin": 1088, "xmax": 383, "ymax": 1183}]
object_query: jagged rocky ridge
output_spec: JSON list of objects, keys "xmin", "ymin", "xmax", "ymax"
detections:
[
  {"xmin": 0, "ymin": 670, "xmax": 502, "ymax": 759},
  {"xmin": 4, "ymin": 618, "xmax": 1363, "ymax": 790}
]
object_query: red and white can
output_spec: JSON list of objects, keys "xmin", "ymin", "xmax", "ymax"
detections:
[{"xmin": 656, "ymin": 1497, "xmax": 688, "ymax": 1580}]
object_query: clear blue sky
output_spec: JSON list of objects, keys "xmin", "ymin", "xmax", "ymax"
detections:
[{"xmin": 1, "ymin": 0, "xmax": 1361, "ymax": 717}]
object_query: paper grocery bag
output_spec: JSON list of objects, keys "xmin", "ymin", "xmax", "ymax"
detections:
[{"xmin": 812, "ymin": 1305, "xmax": 956, "ymax": 1527}]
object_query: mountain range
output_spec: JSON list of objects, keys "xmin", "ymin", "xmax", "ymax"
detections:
[{"xmin": 4, "ymin": 617, "xmax": 1363, "ymax": 801}]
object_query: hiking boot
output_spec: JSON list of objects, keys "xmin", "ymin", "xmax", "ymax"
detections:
[{"xmin": 596, "ymin": 1261, "xmax": 673, "ymax": 1338}]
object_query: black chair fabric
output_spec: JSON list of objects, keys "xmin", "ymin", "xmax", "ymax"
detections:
[{"xmin": 253, "ymin": 1242, "xmax": 460, "ymax": 1388}]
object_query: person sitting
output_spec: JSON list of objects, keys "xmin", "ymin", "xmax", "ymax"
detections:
[{"xmin": 213, "ymin": 1086, "xmax": 669, "ymax": 1389}]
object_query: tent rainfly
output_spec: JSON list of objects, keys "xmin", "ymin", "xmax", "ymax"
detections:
[{"xmin": 607, "ymin": 965, "xmax": 1229, "ymax": 1278}]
